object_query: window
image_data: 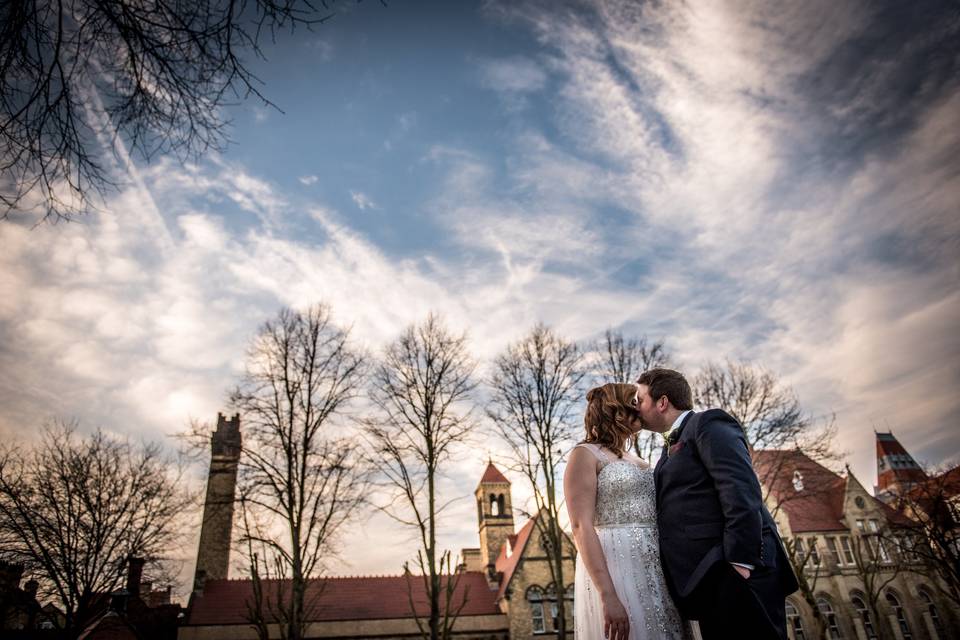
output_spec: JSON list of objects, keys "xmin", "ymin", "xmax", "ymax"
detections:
[
  {"xmin": 855, "ymin": 496, "xmax": 866, "ymax": 509},
  {"xmin": 918, "ymin": 589, "xmax": 944, "ymax": 640},
  {"xmin": 826, "ymin": 537, "xmax": 842, "ymax": 566},
  {"xmin": 527, "ymin": 586, "xmax": 545, "ymax": 633},
  {"xmin": 898, "ymin": 535, "xmax": 919, "ymax": 563},
  {"xmin": 877, "ymin": 538, "xmax": 890, "ymax": 564},
  {"xmin": 807, "ymin": 538, "xmax": 821, "ymax": 566},
  {"xmin": 885, "ymin": 592, "xmax": 912, "ymax": 640},
  {"xmin": 856, "ymin": 519, "xmax": 865, "ymax": 533},
  {"xmin": 868, "ymin": 519, "xmax": 879, "ymax": 533},
  {"xmin": 490, "ymin": 494, "xmax": 500, "ymax": 516},
  {"xmin": 816, "ymin": 598, "xmax": 842, "ymax": 639},
  {"xmin": 850, "ymin": 594, "xmax": 876, "ymax": 639},
  {"xmin": 840, "ymin": 537, "xmax": 855, "ymax": 564},
  {"xmin": 793, "ymin": 470, "xmax": 804, "ymax": 491},
  {"xmin": 785, "ymin": 600, "xmax": 805, "ymax": 640}
]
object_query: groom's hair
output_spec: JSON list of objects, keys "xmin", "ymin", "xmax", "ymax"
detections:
[{"xmin": 636, "ymin": 368, "xmax": 693, "ymax": 410}]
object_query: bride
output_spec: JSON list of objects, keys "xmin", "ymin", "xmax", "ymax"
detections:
[{"xmin": 564, "ymin": 383, "xmax": 689, "ymax": 640}]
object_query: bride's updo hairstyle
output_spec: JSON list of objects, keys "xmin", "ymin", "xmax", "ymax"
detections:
[{"xmin": 583, "ymin": 382, "xmax": 639, "ymax": 458}]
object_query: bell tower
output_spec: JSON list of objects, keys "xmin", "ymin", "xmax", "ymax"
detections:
[
  {"xmin": 476, "ymin": 461, "xmax": 514, "ymax": 577},
  {"xmin": 194, "ymin": 413, "xmax": 241, "ymax": 588}
]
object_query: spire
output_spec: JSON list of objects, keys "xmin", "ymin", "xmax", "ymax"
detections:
[
  {"xmin": 478, "ymin": 461, "xmax": 510, "ymax": 487},
  {"xmin": 875, "ymin": 431, "xmax": 926, "ymax": 499}
]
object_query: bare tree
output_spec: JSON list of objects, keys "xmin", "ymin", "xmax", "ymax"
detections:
[
  {"xmin": 362, "ymin": 313, "xmax": 476, "ymax": 640},
  {"xmin": 593, "ymin": 329, "xmax": 670, "ymax": 461},
  {"xmin": 0, "ymin": 420, "xmax": 191, "ymax": 633},
  {"xmin": 0, "ymin": 0, "xmax": 383, "ymax": 222},
  {"xmin": 847, "ymin": 521, "xmax": 908, "ymax": 640},
  {"xmin": 231, "ymin": 303, "xmax": 369, "ymax": 640},
  {"xmin": 891, "ymin": 465, "xmax": 960, "ymax": 609},
  {"xmin": 487, "ymin": 324, "xmax": 586, "ymax": 639},
  {"xmin": 781, "ymin": 536, "xmax": 829, "ymax": 640},
  {"xmin": 693, "ymin": 359, "xmax": 840, "ymax": 498}
]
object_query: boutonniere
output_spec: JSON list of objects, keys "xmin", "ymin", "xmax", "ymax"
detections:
[{"xmin": 662, "ymin": 429, "xmax": 674, "ymax": 444}]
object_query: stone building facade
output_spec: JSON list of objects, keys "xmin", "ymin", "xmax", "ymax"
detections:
[{"xmin": 754, "ymin": 433, "xmax": 959, "ymax": 640}]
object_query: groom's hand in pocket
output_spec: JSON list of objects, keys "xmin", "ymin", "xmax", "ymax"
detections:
[{"xmin": 602, "ymin": 593, "xmax": 630, "ymax": 640}]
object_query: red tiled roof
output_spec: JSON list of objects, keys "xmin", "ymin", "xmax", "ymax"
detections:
[
  {"xmin": 937, "ymin": 465, "xmax": 960, "ymax": 497},
  {"xmin": 494, "ymin": 518, "xmax": 536, "ymax": 601},
  {"xmin": 755, "ymin": 449, "xmax": 919, "ymax": 533},
  {"xmin": 754, "ymin": 450, "xmax": 848, "ymax": 533},
  {"xmin": 479, "ymin": 462, "xmax": 510, "ymax": 486},
  {"xmin": 185, "ymin": 572, "xmax": 499, "ymax": 626}
]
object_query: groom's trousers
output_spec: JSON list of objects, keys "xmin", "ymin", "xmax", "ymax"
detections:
[{"xmin": 686, "ymin": 561, "xmax": 787, "ymax": 640}]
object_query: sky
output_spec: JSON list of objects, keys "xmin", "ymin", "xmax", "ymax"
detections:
[{"xmin": 1, "ymin": 0, "xmax": 958, "ymax": 594}]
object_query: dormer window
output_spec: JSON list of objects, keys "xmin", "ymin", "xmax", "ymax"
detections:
[{"xmin": 792, "ymin": 470, "xmax": 804, "ymax": 491}]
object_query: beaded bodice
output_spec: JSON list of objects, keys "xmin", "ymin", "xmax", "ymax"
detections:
[{"xmin": 595, "ymin": 460, "xmax": 657, "ymax": 526}]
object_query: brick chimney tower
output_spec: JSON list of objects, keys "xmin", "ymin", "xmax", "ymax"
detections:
[{"xmin": 193, "ymin": 413, "xmax": 241, "ymax": 588}]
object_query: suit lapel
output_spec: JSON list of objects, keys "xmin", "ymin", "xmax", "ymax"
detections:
[{"xmin": 670, "ymin": 411, "xmax": 696, "ymax": 445}]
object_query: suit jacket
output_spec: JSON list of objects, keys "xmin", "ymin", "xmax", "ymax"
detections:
[{"xmin": 654, "ymin": 410, "xmax": 798, "ymax": 614}]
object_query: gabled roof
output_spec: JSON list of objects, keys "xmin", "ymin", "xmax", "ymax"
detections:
[
  {"xmin": 754, "ymin": 449, "xmax": 914, "ymax": 534},
  {"xmin": 77, "ymin": 612, "xmax": 142, "ymax": 640},
  {"xmin": 185, "ymin": 572, "xmax": 499, "ymax": 626},
  {"xmin": 754, "ymin": 449, "xmax": 848, "ymax": 533},
  {"xmin": 478, "ymin": 462, "xmax": 510, "ymax": 487},
  {"xmin": 494, "ymin": 518, "xmax": 536, "ymax": 602}
]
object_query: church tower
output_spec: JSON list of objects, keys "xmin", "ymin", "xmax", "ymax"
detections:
[
  {"xmin": 875, "ymin": 431, "xmax": 927, "ymax": 502},
  {"xmin": 476, "ymin": 462, "xmax": 514, "ymax": 578},
  {"xmin": 194, "ymin": 413, "xmax": 241, "ymax": 587}
]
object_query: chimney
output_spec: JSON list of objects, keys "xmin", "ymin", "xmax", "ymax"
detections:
[
  {"xmin": 0, "ymin": 562, "xmax": 24, "ymax": 589},
  {"xmin": 23, "ymin": 579, "xmax": 39, "ymax": 599},
  {"xmin": 127, "ymin": 557, "xmax": 145, "ymax": 598}
]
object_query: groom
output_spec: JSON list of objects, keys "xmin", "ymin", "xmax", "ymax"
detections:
[{"xmin": 633, "ymin": 368, "xmax": 798, "ymax": 640}]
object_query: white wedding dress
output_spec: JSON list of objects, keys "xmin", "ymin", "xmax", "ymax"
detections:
[{"xmin": 573, "ymin": 443, "xmax": 689, "ymax": 639}]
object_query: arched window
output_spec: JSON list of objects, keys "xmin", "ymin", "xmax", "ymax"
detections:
[
  {"xmin": 885, "ymin": 591, "xmax": 912, "ymax": 640},
  {"xmin": 816, "ymin": 597, "xmax": 842, "ymax": 639},
  {"xmin": 918, "ymin": 588, "xmax": 944, "ymax": 639},
  {"xmin": 526, "ymin": 586, "xmax": 545, "ymax": 633},
  {"xmin": 497, "ymin": 493, "xmax": 505, "ymax": 516},
  {"xmin": 785, "ymin": 600, "xmax": 805, "ymax": 640},
  {"xmin": 850, "ymin": 593, "xmax": 876, "ymax": 639},
  {"xmin": 477, "ymin": 498, "xmax": 483, "ymax": 522},
  {"xmin": 490, "ymin": 494, "xmax": 500, "ymax": 516}
]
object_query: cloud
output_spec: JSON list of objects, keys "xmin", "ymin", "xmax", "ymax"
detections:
[
  {"xmin": 488, "ymin": 0, "xmax": 960, "ymax": 480},
  {"xmin": 350, "ymin": 190, "xmax": 378, "ymax": 210},
  {"xmin": 478, "ymin": 55, "xmax": 548, "ymax": 93},
  {"xmin": 3, "ymin": 0, "xmax": 957, "ymax": 589}
]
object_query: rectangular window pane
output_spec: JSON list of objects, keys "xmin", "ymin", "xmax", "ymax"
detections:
[
  {"xmin": 841, "ymin": 537, "xmax": 855, "ymax": 564},
  {"xmin": 826, "ymin": 537, "xmax": 841, "ymax": 565}
]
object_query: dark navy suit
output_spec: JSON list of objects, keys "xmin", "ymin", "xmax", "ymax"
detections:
[{"xmin": 653, "ymin": 410, "xmax": 798, "ymax": 639}]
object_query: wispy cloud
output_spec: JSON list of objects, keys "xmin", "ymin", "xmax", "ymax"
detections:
[
  {"xmin": 2, "ymin": 0, "xmax": 957, "ymax": 588},
  {"xmin": 350, "ymin": 190, "xmax": 378, "ymax": 210}
]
